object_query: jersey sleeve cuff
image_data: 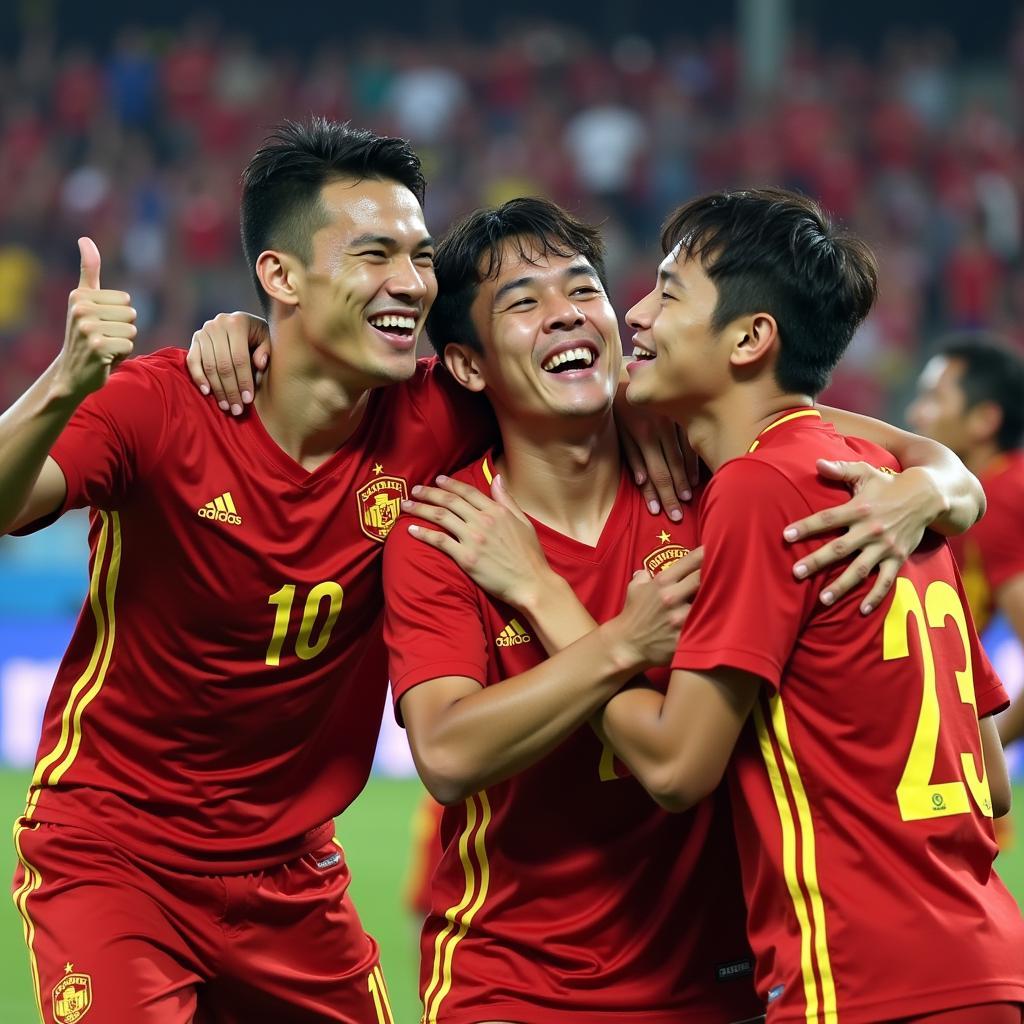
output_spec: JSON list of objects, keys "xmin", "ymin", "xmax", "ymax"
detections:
[
  {"xmin": 672, "ymin": 647, "xmax": 781, "ymax": 692},
  {"xmin": 390, "ymin": 660, "xmax": 486, "ymax": 710}
]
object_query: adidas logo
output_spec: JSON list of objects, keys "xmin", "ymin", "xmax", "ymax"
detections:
[
  {"xmin": 496, "ymin": 619, "xmax": 532, "ymax": 647},
  {"xmin": 197, "ymin": 491, "xmax": 242, "ymax": 526}
]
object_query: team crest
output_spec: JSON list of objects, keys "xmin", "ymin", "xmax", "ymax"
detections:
[
  {"xmin": 52, "ymin": 966, "xmax": 92, "ymax": 1023},
  {"xmin": 357, "ymin": 466, "xmax": 409, "ymax": 542},
  {"xmin": 643, "ymin": 543, "xmax": 690, "ymax": 576}
]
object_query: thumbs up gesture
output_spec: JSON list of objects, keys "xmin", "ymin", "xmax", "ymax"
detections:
[{"xmin": 56, "ymin": 238, "xmax": 137, "ymax": 400}]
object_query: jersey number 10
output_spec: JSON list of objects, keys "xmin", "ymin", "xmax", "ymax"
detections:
[
  {"xmin": 265, "ymin": 582, "xmax": 345, "ymax": 666},
  {"xmin": 883, "ymin": 577, "xmax": 993, "ymax": 822}
]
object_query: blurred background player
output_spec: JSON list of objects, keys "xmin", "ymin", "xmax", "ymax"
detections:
[
  {"xmin": 599, "ymin": 187, "xmax": 1024, "ymax": 1024},
  {"xmin": 908, "ymin": 335, "xmax": 1024, "ymax": 751}
]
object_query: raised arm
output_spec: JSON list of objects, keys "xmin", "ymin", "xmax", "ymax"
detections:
[{"xmin": 0, "ymin": 238, "xmax": 135, "ymax": 535}]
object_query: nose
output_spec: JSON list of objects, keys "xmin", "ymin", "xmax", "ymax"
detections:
[
  {"xmin": 626, "ymin": 290, "xmax": 656, "ymax": 331},
  {"xmin": 543, "ymin": 293, "xmax": 585, "ymax": 332},
  {"xmin": 386, "ymin": 255, "xmax": 431, "ymax": 303}
]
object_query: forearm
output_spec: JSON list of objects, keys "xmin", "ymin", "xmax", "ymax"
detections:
[
  {"xmin": 0, "ymin": 362, "xmax": 77, "ymax": 534},
  {"xmin": 819, "ymin": 404, "xmax": 982, "ymax": 534},
  {"xmin": 416, "ymin": 619, "xmax": 644, "ymax": 802},
  {"xmin": 518, "ymin": 571, "xmax": 598, "ymax": 653}
]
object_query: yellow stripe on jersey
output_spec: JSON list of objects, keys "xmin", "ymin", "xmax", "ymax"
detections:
[
  {"xmin": 768, "ymin": 694, "xmax": 837, "ymax": 1022},
  {"xmin": 748, "ymin": 408, "xmax": 822, "ymax": 453},
  {"xmin": 50, "ymin": 513, "xmax": 123, "ymax": 785},
  {"xmin": 423, "ymin": 792, "xmax": 493, "ymax": 1024},
  {"xmin": 754, "ymin": 700, "xmax": 821, "ymax": 1023},
  {"xmin": 481, "ymin": 458, "xmax": 493, "ymax": 486},
  {"xmin": 11, "ymin": 822, "xmax": 45, "ymax": 1023},
  {"xmin": 27, "ymin": 512, "xmax": 117, "ymax": 814}
]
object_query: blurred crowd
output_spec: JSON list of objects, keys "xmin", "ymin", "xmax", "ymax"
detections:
[{"xmin": 2, "ymin": 17, "xmax": 1024, "ymax": 416}]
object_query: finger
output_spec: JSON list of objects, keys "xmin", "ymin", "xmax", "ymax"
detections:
[
  {"xmin": 197, "ymin": 332, "xmax": 231, "ymax": 410},
  {"xmin": 491, "ymin": 474, "xmax": 530, "ymax": 523},
  {"xmin": 407, "ymin": 523, "xmax": 458, "ymax": 556},
  {"xmin": 660, "ymin": 569, "xmax": 701, "ymax": 605},
  {"xmin": 656, "ymin": 546, "xmax": 704, "ymax": 584},
  {"xmin": 83, "ymin": 303, "xmax": 137, "ymax": 323},
  {"xmin": 434, "ymin": 474, "xmax": 493, "ymax": 512},
  {"xmin": 97, "ymin": 338, "xmax": 135, "ymax": 364},
  {"xmin": 679, "ymin": 424, "xmax": 699, "ymax": 497},
  {"xmin": 783, "ymin": 498, "xmax": 868, "ymax": 543},
  {"xmin": 815, "ymin": 458, "xmax": 873, "ymax": 484},
  {"xmin": 408, "ymin": 485, "xmax": 482, "ymax": 525},
  {"xmin": 860, "ymin": 559, "xmax": 900, "ymax": 615},
  {"xmin": 187, "ymin": 330, "xmax": 212, "ymax": 395},
  {"xmin": 70, "ymin": 289, "xmax": 133, "ymax": 307},
  {"xmin": 817, "ymin": 547, "xmax": 880, "ymax": 606},
  {"xmin": 78, "ymin": 237, "xmax": 101, "ymax": 289},
  {"xmin": 226, "ymin": 317, "xmax": 257, "ymax": 406},
  {"xmin": 254, "ymin": 341, "xmax": 272, "ymax": 373},
  {"xmin": 662, "ymin": 427, "xmax": 693, "ymax": 502},
  {"xmin": 640, "ymin": 440, "xmax": 681, "ymax": 520},
  {"xmin": 399, "ymin": 501, "xmax": 469, "ymax": 539},
  {"xmin": 619, "ymin": 429, "xmax": 647, "ymax": 488},
  {"xmin": 80, "ymin": 321, "xmax": 137, "ymax": 340}
]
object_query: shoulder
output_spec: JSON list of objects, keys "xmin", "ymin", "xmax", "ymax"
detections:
[{"xmin": 105, "ymin": 347, "xmax": 194, "ymax": 401}]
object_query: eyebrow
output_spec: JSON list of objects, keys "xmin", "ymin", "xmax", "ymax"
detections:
[
  {"xmin": 658, "ymin": 266, "xmax": 683, "ymax": 288},
  {"xmin": 348, "ymin": 233, "xmax": 435, "ymax": 250},
  {"xmin": 493, "ymin": 262, "xmax": 599, "ymax": 305}
]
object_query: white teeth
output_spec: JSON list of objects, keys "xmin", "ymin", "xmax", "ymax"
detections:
[
  {"xmin": 541, "ymin": 346, "xmax": 597, "ymax": 372},
  {"xmin": 369, "ymin": 314, "xmax": 416, "ymax": 331},
  {"xmin": 632, "ymin": 343, "xmax": 656, "ymax": 359}
]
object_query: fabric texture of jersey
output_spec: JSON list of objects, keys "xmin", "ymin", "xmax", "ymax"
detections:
[
  {"xmin": 672, "ymin": 409, "xmax": 1024, "ymax": 1023},
  {"xmin": 384, "ymin": 452, "xmax": 760, "ymax": 1024},
  {"xmin": 947, "ymin": 450, "xmax": 1024, "ymax": 632},
  {"xmin": 19, "ymin": 348, "xmax": 491, "ymax": 872}
]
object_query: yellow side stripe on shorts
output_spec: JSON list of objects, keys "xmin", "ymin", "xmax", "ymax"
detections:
[
  {"xmin": 11, "ymin": 822, "xmax": 45, "ymax": 1023},
  {"xmin": 422, "ymin": 791, "xmax": 492, "ymax": 1024},
  {"xmin": 26, "ymin": 512, "xmax": 121, "ymax": 815},
  {"xmin": 754, "ymin": 698, "xmax": 826, "ymax": 1024}
]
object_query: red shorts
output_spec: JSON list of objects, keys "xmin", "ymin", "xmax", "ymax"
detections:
[
  {"xmin": 11, "ymin": 819, "xmax": 397, "ymax": 1024},
  {"xmin": 893, "ymin": 1004, "xmax": 1023, "ymax": 1023}
]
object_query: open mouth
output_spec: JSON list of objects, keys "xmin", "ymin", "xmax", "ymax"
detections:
[
  {"xmin": 541, "ymin": 344, "xmax": 598, "ymax": 374},
  {"xmin": 631, "ymin": 341, "xmax": 656, "ymax": 361},
  {"xmin": 368, "ymin": 313, "xmax": 417, "ymax": 342}
]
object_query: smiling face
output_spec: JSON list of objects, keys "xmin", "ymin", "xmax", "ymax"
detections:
[
  {"xmin": 906, "ymin": 355, "xmax": 971, "ymax": 454},
  {"xmin": 289, "ymin": 177, "xmax": 437, "ymax": 386},
  {"xmin": 624, "ymin": 248, "xmax": 731, "ymax": 414},
  {"xmin": 462, "ymin": 240, "xmax": 622, "ymax": 424}
]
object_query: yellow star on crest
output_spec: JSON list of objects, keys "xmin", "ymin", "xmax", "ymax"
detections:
[
  {"xmin": 372, "ymin": 463, "xmax": 383, "ymax": 475},
  {"xmin": 64, "ymin": 962, "xmax": 74, "ymax": 974},
  {"xmin": 658, "ymin": 530, "xmax": 671, "ymax": 544}
]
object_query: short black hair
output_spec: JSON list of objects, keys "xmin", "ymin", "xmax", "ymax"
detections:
[
  {"xmin": 426, "ymin": 197, "xmax": 608, "ymax": 359},
  {"xmin": 661, "ymin": 187, "xmax": 878, "ymax": 396},
  {"xmin": 240, "ymin": 118, "xmax": 426, "ymax": 313},
  {"xmin": 935, "ymin": 332, "xmax": 1024, "ymax": 451}
]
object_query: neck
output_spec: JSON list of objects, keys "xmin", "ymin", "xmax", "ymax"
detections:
[
  {"xmin": 253, "ymin": 324, "xmax": 374, "ymax": 470},
  {"xmin": 680, "ymin": 385, "xmax": 815, "ymax": 472},
  {"xmin": 493, "ymin": 413, "xmax": 622, "ymax": 546},
  {"xmin": 964, "ymin": 441, "xmax": 1005, "ymax": 478}
]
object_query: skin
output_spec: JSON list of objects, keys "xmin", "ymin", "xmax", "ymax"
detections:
[
  {"xmin": 908, "ymin": 355, "xmax": 1024, "ymax": 747},
  {"xmin": 590, "ymin": 249, "xmax": 1011, "ymax": 816}
]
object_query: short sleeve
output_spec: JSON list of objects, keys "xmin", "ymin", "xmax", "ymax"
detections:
[
  {"xmin": 972, "ymin": 487, "xmax": 1024, "ymax": 595},
  {"xmin": 16, "ymin": 356, "xmax": 172, "ymax": 534},
  {"xmin": 383, "ymin": 515, "xmax": 490, "ymax": 716},
  {"xmin": 403, "ymin": 359, "xmax": 497, "ymax": 476},
  {"xmin": 949, "ymin": 565, "xmax": 1012, "ymax": 718},
  {"xmin": 672, "ymin": 460, "xmax": 820, "ymax": 690}
]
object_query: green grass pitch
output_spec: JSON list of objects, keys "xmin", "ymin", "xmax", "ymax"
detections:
[{"xmin": 1, "ymin": 772, "xmax": 1022, "ymax": 1023}]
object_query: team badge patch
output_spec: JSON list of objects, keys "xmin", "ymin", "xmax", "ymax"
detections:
[
  {"xmin": 643, "ymin": 543, "xmax": 690, "ymax": 576},
  {"xmin": 52, "ymin": 965, "xmax": 92, "ymax": 1023},
  {"xmin": 357, "ymin": 466, "xmax": 409, "ymax": 542}
]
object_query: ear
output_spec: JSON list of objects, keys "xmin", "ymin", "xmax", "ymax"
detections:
[
  {"xmin": 729, "ymin": 312, "xmax": 778, "ymax": 370},
  {"xmin": 966, "ymin": 399, "xmax": 1003, "ymax": 445},
  {"xmin": 444, "ymin": 343, "xmax": 488, "ymax": 393},
  {"xmin": 256, "ymin": 250, "xmax": 301, "ymax": 308}
]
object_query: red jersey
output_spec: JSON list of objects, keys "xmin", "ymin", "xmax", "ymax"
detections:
[
  {"xmin": 384, "ymin": 452, "xmax": 760, "ymax": 1024},
  {"xmin": 673, "ymin": 409, "xmax": 1024, "ymax": 1024},
  {"xmin": 19, "ymin": 348, "xmax": 491, "ymax": 872},
  {"xmin": 948, "ymin": 450, "xmax": 1024, "ymax": 632}
]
